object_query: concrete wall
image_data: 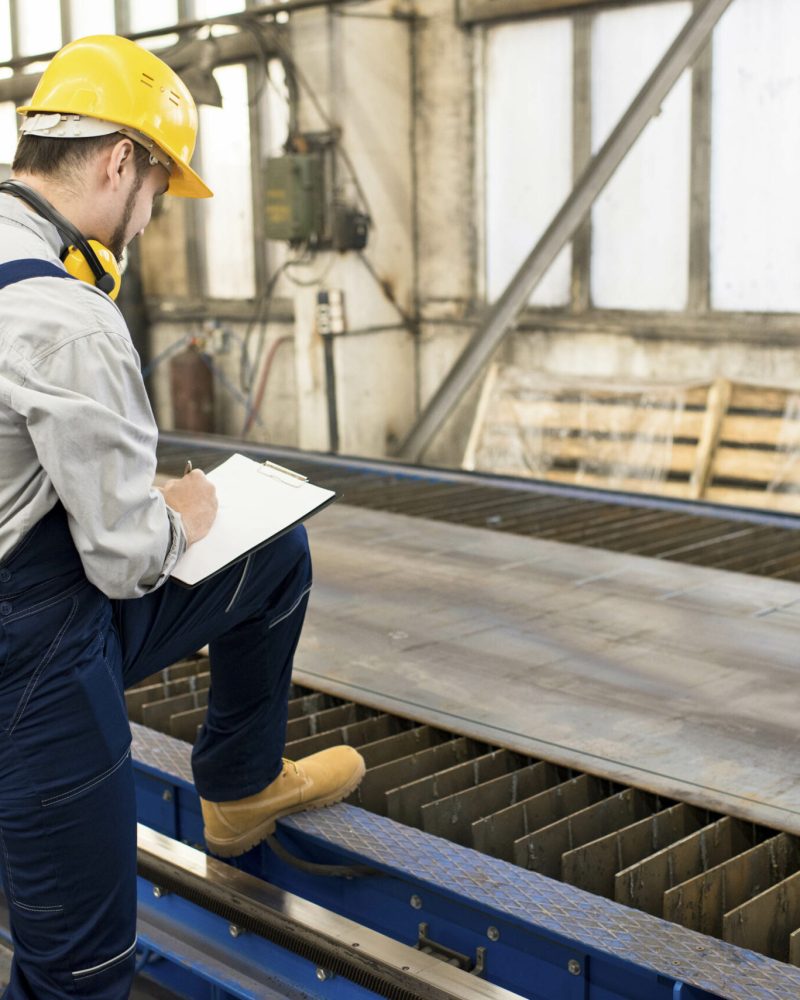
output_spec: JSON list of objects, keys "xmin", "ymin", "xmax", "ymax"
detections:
[
  {"xmin": 510, "ymin": 329, "xmax": 800, "ymax": 388},
  {"xmin": 141, "ymin": 0, "xmax": 800, "ymax": 471},
  {"xmin": 144, "ymin": 2, "xmax": 417, "ymax": 459}
]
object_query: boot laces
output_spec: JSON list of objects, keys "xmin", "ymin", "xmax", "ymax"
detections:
[{"xmin": 282, "ymin": 757, "xmax": 300, "ymax": 776}]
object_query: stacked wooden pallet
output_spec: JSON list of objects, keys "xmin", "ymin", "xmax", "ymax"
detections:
[{"xmin": 463, "ymin": 365, "xmax": 800, "ymax": 513}]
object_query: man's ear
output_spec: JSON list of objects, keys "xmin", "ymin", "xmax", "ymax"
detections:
[{"xmin": 105, "ymin": 138, "xmax": 136, "ymax": 190}]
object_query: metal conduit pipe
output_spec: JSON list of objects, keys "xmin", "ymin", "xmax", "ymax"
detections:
[
  {"xmin": 397, "ymin": 0, "xmax": 737, "ymax": 463},
  {"xmin": 0, "ymin": 0, "xmax": 409, "ymax": 103}
]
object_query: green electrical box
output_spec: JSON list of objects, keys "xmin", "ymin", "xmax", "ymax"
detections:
[{"xmin": 264, "ymin": 153, "xmax": 325, "ymax": 243}]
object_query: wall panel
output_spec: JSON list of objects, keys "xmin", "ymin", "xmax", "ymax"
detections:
[
  {"xmin": 590, "ymin": 1, "xmax": 692, "ymax": 311},
  {"xmin": 710, "ymin": 0, "xmax": 800, "ymax": 313},
  {"xmin": 485, "ymin": 17, "xmax": 573, "ymax": 307}
]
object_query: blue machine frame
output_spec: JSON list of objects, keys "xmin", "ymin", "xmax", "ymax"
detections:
[{"xmin": 131, "ymin": 724, "xmax": 800, "ymax": 1000}]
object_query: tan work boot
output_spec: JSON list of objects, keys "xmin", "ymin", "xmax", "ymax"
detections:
[{"xmin": 201, "ymin": 745, "xmax": 366, "ymax": 857}]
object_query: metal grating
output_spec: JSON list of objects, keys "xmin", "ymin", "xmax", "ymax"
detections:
[
  {"xmin": 128, "ymin": 657, "xmax": 800, "ymax": 968},
  {"xmin": 157, "ymin": 434, "xmax": 800, "ymax": 583}
]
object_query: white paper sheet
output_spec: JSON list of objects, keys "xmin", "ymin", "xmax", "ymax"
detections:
[{"xmin": 171, "ymin": 453, "xmax": 335, "ymax": 586}]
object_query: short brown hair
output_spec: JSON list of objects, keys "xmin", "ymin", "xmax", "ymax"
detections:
[{"xmin": 12, "ymin": 132, "xmax": 153, "ymax": 179}]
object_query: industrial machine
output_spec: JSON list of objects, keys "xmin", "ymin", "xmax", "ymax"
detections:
[
  {"xmin": 113, "ymin": 431, "xmax": 800, "ymax": 999},
  {"xmin": 6, "ymin": 434, "xmax": 800, "ymax": 998},
  {"xmin": 265, "ymin": 132, "xmax": 370, "ymax": 252}
]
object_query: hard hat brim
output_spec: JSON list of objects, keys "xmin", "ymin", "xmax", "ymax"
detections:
[
  {"xmin": 167, "ymin": 160, "xmax": 213, "ymax": 199},
  {"xmin": 17, "ymin": 103, "xmax": 214, "ymax": 199}
]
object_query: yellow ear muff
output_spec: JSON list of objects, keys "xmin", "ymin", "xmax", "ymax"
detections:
[{"xmin": 62, "ymin": 241, "xmax": 121, "ymax": 300}]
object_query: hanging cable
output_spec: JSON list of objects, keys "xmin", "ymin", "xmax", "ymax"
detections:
[
  {"xmin": 241, "ymin": 334, "xmax": 294, "ymax": 437},
  {"xmin": 239, "ymin": 257, "xmax": 297, "ymax": 394},
  {"xmin": 267, "ymin": 34, "xmax": 374, "ymax": 222},
  {"xmin": 240, "ymin": 254, "xmax": 334, "ymax": 435},
  {"xmin": 199, "ymin": 351, "xmax": 268, "ymax": 430}
]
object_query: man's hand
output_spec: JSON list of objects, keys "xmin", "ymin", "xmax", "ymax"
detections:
[{"xmin": 161, "ymin": 469, "xmax": 218, "ymax": 545}]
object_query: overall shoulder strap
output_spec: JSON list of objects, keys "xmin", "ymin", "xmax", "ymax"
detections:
[{"xmin": 0, "ymin": 259, "xmax": 73, "ymax": 290}]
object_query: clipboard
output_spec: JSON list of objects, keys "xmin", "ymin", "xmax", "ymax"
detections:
[{"xmin": 171, "ymin": 453, "xmax": 337, "ymax": 587}]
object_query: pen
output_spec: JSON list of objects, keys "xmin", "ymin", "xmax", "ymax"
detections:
[
  {"xmin": 263, "ymin": 460, "xmax": 308, "ymax": 482},
  {"xmin": 184, "ymin": 460, "xmax": 192, "ymax": 475}
]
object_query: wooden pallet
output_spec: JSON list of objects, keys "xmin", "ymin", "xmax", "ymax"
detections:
[
  {"xmin": 706, "ymin": 384, "xmax": 800, "ymax": 513},
  {"xmin": 463, "ymin": 366, "xmax": 800, "ymax": 514}
]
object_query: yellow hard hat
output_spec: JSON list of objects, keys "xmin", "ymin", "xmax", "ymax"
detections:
[{"xmin": 18, "ymin": 35, "xmax": 212, "ymax": 199}]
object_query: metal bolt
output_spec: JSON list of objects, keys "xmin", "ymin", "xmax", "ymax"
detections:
[
  {"xmin": 410, "ymin": 894, "xmax": 422, "ymax": 909},
  {"xmin": 162, "ymin": 789, "xmax": 173, "ymax": 802},
  {"xmin": 487, "ymin": 926, "xmax": 500, "ymax": 942},
  {"xmin": 568, "ymin": 959, "xmax": 581, "ymax": 976},
  {"xmin": 229, "ymin": 924, "xmax": 241, "ymax": 938},
  {"xmin": 316, "ymin": 967, "xmax": 332, "ymax": 981},
  {"xmin": 152, "ymin": 885, "xmax": 164, "ymax": 898}
]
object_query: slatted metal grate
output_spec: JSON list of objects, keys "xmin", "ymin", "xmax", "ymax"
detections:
[
  {"xmin": 157, "ymin": 434, "xmax": 800, "ymax": 582},
  {"xmin": 128, "ymin": 657, "xmax": 800, "ymax": 968}
]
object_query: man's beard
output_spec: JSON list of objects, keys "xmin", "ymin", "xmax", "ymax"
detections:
[{"xmin": 108, "ymin": 175, "xmax": 144, "ymax": 261}]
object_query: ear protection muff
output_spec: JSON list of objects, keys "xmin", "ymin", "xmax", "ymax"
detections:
[{"xmin": 0, "ymin": 180, "xmax": 121, "ymax": 300}]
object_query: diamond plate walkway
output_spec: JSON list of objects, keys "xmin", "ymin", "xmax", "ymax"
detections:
[{"xmin": 131, "ymin": 724, "xmax": 800, "ymax": 1000}]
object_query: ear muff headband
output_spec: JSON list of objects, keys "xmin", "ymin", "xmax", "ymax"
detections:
[{"xmin": 0, "ymin": 180, "xmax": 120, "ymax": 299}]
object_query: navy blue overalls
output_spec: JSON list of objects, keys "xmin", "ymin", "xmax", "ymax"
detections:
[{"xmin": 0, "ymin": 261, "xmax": 312, "ymax": 997}]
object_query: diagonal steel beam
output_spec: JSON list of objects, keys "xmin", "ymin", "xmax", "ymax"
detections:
[{"xmin": 398, "ymin": 0, "xmax": 736, "ymax": 462}]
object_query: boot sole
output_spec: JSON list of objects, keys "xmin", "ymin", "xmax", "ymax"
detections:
[{"xmin": 204, "ymin": 757, "xmax": 367, "ymax": 858}]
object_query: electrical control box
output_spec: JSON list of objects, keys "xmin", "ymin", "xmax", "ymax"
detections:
[
  {"xmin": 264, "ymin": 135, "xmax": 370, "ymax": 252},
  {"xmin": 332, "ymin": 204, "xmax": 369, "ymax": 252},
  {"xmin": 264, "ymin": 153, "xmax": 325, "ymax": 244}
]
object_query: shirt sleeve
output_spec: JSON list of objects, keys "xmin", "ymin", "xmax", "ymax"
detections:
[{"xmin": 12, "ymin": 326, "xmax": 184, "ymax": 598}]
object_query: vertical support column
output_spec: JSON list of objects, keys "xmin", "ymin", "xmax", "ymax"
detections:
[
  {"xmin": 571, "ymin": 11, "xmax": 592, "ymax": 314},
  {"xmin": 688, "ymin": 0, "xmax": 714, "ymax": 313},
  {"xmin": 290, "ymin": 6, "xmax": 336, "ymax": 451},
  {"xmin": 113, "ymin": 0, "xmax": 129, "ymax": 35},
  {"xmin": 248, "ymin": 59, "xmax": 268, "ymax": 296},
  {"xmin": 59, "ymin": 0, "xmax": 72, "ymax": 46},
  {"xmin": 8, "ymin": 0, "xmax": 20, "ymax": 61}
]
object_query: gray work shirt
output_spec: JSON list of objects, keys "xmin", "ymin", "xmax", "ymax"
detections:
[{"xmin": 0, "ymin": 193, "xmax": 186, "ymax": 598}]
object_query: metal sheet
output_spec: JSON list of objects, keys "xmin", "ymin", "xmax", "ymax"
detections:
[
  {"xmin": 385, "ymin": 748, "xmax": 519, "ymax": 828},
  {"xmin": 520, "ymin": 788, "xmax": 661, "ymax": 880},
  {"xmin": 353, "ymin": 736, "xmax": 481, "ymax": 814},
  {"xmin": 561, "ymin": 802, "xmax": 709, "ymax": 898},
  {"xmin": 422, "ymin": 761, "xmax": 566, "ymax": 848},
  {"xmin": 615, "ymin": 817, "xmax": 756, "ymax": 917},
  {"xmin": 663, "ymin": 833, "xmax": 800, "ymax": 938},
  {"xmin": 296, "ymin": 505, "xmax": 800, "ymax": 835},
  {"xmin": 723, "ymin": 870, "xmax": 800, "ymax": 963}
]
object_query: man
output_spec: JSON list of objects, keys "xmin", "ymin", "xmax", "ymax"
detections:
[{"xmin": 0, "ymin": 34, "xmax": 364, "ymax": 998}]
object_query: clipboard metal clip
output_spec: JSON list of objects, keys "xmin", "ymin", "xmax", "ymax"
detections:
[{"xmin": 258, "ymin": 460, "xmax": 308, "ymax": 488}]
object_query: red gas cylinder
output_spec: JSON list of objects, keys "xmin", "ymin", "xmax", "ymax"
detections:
[{"xmin": 169, "ymin": 343, "xmax": 214, "ymax": 433}]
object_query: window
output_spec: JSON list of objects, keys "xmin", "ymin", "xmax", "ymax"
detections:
[
  {"xmin": 710, "ymin": 0, "xmax": 800, "ymax": 313},
  {"xmin": 198, "ymin": 64, "xmax": 256, "ymax": 299},
  {"xmin": 485, "ymin": 18, "xmax": 573, "ymax": 307},
  {"xmin": 0, "ymin": 102, "xmax": 16, "ymax": 164},
  {"xmin": 590, "ymin": 1, "xmax": 692, "ymax": 310},
  {"xmin": 194, "ymin": 0, "xmax": 246, "ymax": 16},
  {"xmin": 16, "ymin": 0, "xmax": 61, "ymax": 56},
  {"xmin": 69, "ymin": 0, "xmax": 115, "ymax": 39},
  {"xmin": 129, "ymin": 0, "xmax": 179, "ymax": 48},
  {"xmin": 0, "ymin": 0, "xmax": 10, "ymax": 61}
]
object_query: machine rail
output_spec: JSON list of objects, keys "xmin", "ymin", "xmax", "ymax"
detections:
[{"xmin": 158, "ymin": 431, "xmax": 800, "ymax": 582}]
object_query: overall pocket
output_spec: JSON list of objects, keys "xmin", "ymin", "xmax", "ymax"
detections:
[{"xmin": 0, "ymin": 581, "xmax": 130, "ymax": 802}]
